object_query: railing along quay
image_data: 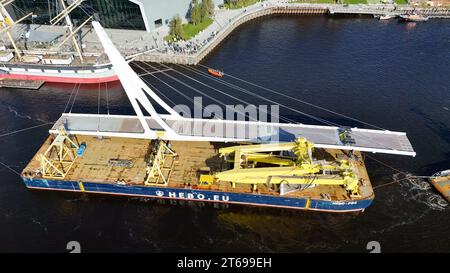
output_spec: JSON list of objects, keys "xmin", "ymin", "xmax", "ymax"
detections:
[{"xmin": 134, "ymin": 4, "xmax": 450, "ymax": 65}]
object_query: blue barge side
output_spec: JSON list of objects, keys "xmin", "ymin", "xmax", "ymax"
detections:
[{"xmin": 22, "ymin": 177, "xmax": 373, "ymax": 213}]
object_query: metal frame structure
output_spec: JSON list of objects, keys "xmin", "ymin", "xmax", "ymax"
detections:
[
  {"xmin": 39, "ymin": 126, "xmax": 79, "ymax": 179},
  {"xmin": 144, "ymin": 140, "xmax": 177, "ymax": 186}
]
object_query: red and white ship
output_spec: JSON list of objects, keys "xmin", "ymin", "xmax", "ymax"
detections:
[
  {"xmin": 0, "ymin": 0, "xmax": 118, "ymax": 84},
  {"xmin": 0, "ymin": 60, "xmax": 117, "ymax": 84}
]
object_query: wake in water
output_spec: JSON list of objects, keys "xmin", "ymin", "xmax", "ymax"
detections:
[
  {"xmin": 394, "ymin": 172, "xmax": 448, "ymax": 211},
  {"xmin": 0, "ymin": 101, "xmax": 52, "ymax": 124},
  {"xmin": 7, "ymin": 106, "xmax": 32, "ymax": 120}
]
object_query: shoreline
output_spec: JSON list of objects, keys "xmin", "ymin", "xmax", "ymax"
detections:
[
  {"xmin": 132, "ymin": 2, "xmax": 450, "ymax": 65},
  {"xmin": 1, "ymin": 2, "xmax": 449, "ymax": 66}
]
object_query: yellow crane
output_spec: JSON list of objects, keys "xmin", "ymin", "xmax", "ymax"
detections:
[{"xmin": 201, "ymin": 137, "xmax": 361, "ymax": 197}]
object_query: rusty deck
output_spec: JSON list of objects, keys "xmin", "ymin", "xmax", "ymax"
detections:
[{"xmin": 22, "ymin": 135, "xmax": 374, "ymax": 202}]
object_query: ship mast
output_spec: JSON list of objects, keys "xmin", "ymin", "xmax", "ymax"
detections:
[
  {"xmin": 51, "ymin": 0, "xmax": 88, "ymax": 63},
  {"xmin": 0, "ymin": 0, "xmax": 33, "ymax": 61}
]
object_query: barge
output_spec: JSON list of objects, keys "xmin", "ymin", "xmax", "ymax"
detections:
[
  {"xmin": 20, "ymin": 21, "xmax": 416, "ymax": 213},
  {"xmin": 21, "ymin": 132, "xmax": 374, "ymax": 212}
]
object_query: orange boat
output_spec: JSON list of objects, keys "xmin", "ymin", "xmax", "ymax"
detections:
[{"xmin": 208, "ymin": 68, "xmax": 224, "ymax": 78}]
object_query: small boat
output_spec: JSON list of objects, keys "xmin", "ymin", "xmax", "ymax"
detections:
[
  {"xmin": 378, "ymin": 14, "xmax": 395, "ymax": 20},
  {"xmin": 399, "ymin": 14, "xmax": 429, "ymax": 22},
  {"xmin": 429, "ymin": 170, "xmax": 450, "ymax": 202},
  {"xmin": 208, "ymin": 68, "xmax": 224, "ymax": 78}
]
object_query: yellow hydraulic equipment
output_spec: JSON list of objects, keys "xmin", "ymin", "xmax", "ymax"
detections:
[
  {"xmin": 39, "ymin": 126, "xmax": 79, "ymax": 179},
  {"xmin": 145, "ymin": 141, "xmax": 177, "ymax": 186},
  {"xmin": 214, "ymin": 137, "xmax": 360, "ymax": 197}
]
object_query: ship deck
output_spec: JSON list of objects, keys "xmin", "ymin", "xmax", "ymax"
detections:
[{"xmin": 22, "ymin": 135, "xmax": 374, "ymax": 202}]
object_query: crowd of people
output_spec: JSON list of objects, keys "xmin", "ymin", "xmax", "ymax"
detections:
[{"xmin": 157, "ymin": 30, "xmax": 218, "ymax": 56}]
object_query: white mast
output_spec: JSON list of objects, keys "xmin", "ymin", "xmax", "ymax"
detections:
[
  {"xmin": 92, "ymin": 21, "xmax": 181, "ymax": 139},
  {"xmin": 0, "ymin": 0, "xmax": 33, "ymax": 60},
  {"xmin": 51, "ymin": 0, "xmax": 86, "ymax": 63}
]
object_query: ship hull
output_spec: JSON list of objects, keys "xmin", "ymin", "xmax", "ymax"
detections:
[
  {"xmin": 0, "ymin": 63, "xmax": 119, "ymax": 84},
  {"xmin": 22, "ymin": 177, "xmax": 373, "ymax": 213}
]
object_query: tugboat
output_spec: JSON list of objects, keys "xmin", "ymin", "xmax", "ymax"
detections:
[
  {"xmin": 207, "ymin": 68, "xmax": 224, "ymax": 78},
  {"xmin": 399, "ymin": 14, "xmax": 429, "ymax": 22},
  {"xmin": 429, "ymin": 170, "xmax": 450, "ymax": 202}
]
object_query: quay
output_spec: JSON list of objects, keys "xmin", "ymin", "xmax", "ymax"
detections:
[
  {"xmin": 126, "ymin": 2, "xmax": 450, "ymax": 65},
  {"xmin": 1, "ymin": 1, "xmax": 450, "ymax": 67},
  {"xmin": 0, "ymin": 78, "xmax": 44, "ymax": 90}
]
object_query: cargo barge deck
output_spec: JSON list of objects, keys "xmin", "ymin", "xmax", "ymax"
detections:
[{"xmin": 21, "ymin": 135, "xmax": 374, "ymax": 212}]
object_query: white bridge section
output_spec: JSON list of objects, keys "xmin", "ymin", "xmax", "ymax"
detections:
[
  {"xmin": 51, "ymin": 113, "xmax": 416, "ymax": 157},
  {"xmin": 51, "ymin": 22, "xmax": 416, "ymax": 157}
]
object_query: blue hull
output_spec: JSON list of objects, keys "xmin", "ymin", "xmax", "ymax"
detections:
[{"xmin": 22, "ymin": 177, "xmax": 373, "ymax": 213}]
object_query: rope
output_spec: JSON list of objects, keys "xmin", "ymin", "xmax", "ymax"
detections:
[
  {"xmin": 0, "ymin": 122, "xmax": 53, "ymax": 138},
  {"xmin": 0, "ymin": 123, "xmax": 54, "ymax": 176},
  {"xmin": 197, "ymin": 63, "xmax": 386, "ymax": 130},
  {"xmin": 154, "ymin": 62, "xmax": 300, "ymax": 124},
  {"xmin": 178, "ymin": 64, "xmax": 340, "ymax": 127},
  {"xmin": 365, "ymin": 154, "xmax": 408, "ymax": 175},
  {"xmin": 105, "ymin": 81, "xmax": 110, "ymax": 115},
  {"xmin": 373, "ymin": 177, "xmax": 409, "ymax": 190},
  {"xmin": 69, "ymin": 83, "xmax": 81, "ymax": 113},
  {"xmin": 0, "ymin": 160, "xmax": 21, "ymax": 176},
  {"xmin": 131, "ymin": 62, "xmax": 197, "ymax": 106},
  {"xmin": 137, "ymin": 62, "xmax": 262, "ymax": 122},
  {"xmin": 63, "ymin": 83, "xmax": 78, "ymax": 113},
  {"xmin": 97, "ymin": 82, "xmax": 101, "ymax": 115},
  {"xmin": 365, "ymin": 154, "xmax": 433, "ymax": 190}
]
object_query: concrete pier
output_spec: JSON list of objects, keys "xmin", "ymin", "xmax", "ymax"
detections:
[{"xmin": 132, "ymin": 3, "xmax": 450, "ymax": 65}]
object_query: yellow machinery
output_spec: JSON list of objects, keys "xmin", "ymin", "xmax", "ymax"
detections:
[
  {"xmin": 211, "ymin": 137, "xmax": 360, "ymax": 197},
  {"xmin": 39, "ymin": 126, "xmax": 79, "ymax": 179},
  {"xmin": 145, "ymin": 140, "xmax": 177, "ymax": 186}
]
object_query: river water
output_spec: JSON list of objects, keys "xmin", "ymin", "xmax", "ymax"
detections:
[{"xmin": 0, "ymin": 16, "xmax": 449, "ymax": 252}]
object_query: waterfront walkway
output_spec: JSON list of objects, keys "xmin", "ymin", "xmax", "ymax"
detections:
[{"xmin": 130, "ymin": 1, "xmax": 450, "ymax": 64}]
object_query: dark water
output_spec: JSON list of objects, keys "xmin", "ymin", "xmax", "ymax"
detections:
[{"xmin": 1, "ymin": 16, "xmax": 449, "ymax": 252}]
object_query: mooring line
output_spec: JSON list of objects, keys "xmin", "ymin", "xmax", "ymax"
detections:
[
  {"xmin": 0, "ymin": 160, "xmax": 21, "ymax": 176},
  {"xmin": 0, "ymin": 122, "xmax": 53, "ymax": 138}
]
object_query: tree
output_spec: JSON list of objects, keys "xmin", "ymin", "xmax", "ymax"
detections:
[
  {"xmin": 191, "ymin": 0, "xmax": 201, "ymax": 25},
  {"xmin": 203, "ymin": 0, "xmax": 215, "ymax": 16},
  {"xmin": 169, "ymin": 15, "xmax": 184, "ymax": 40},
  {"xmin": 200, "ymin": 0, "xmax": 208, "ymax": 22}
]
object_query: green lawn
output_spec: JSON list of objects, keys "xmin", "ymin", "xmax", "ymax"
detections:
[
  {"xmin": 165, "ymin": 17, "xmax": 214, "ymax": 41},
  {"xmin": 182, "ymin": 17, "xmax": 214, "ymax": 40},
  {"xmin": 394, "ymin": 0, "xmax": 408, "ymax": 4},
  {"xmin": 224, "ymin": 0, "xmax": 260, "ymax": 9}
]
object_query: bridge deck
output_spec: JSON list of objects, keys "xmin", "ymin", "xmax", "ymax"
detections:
[{"xmin": 50, "ymin": 113, "xmax": 415, "ymax": 157}]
